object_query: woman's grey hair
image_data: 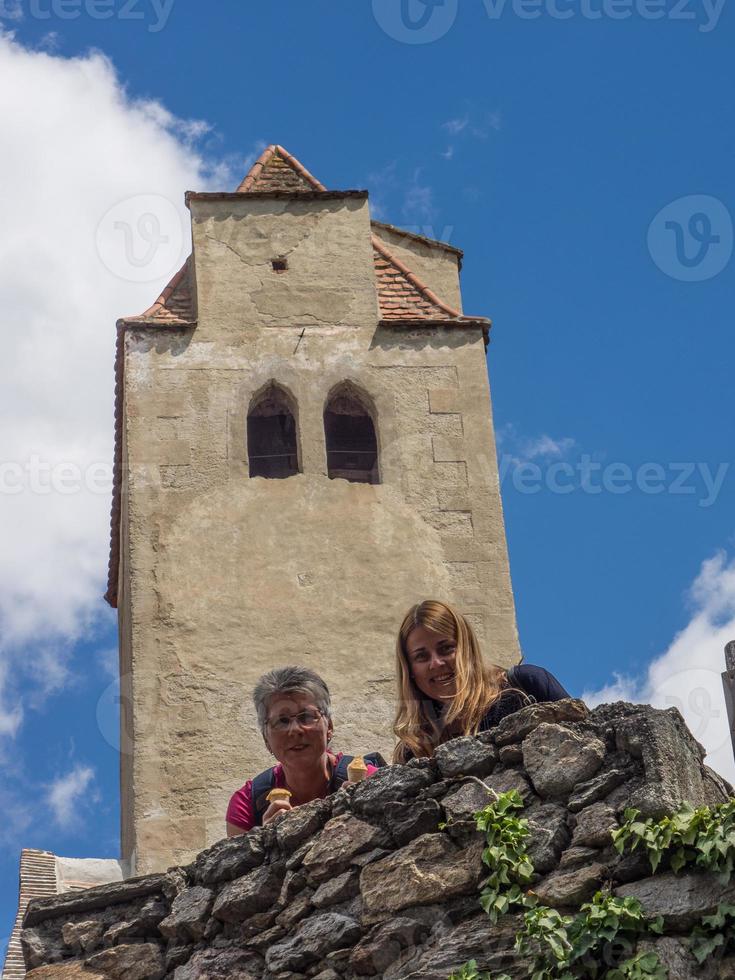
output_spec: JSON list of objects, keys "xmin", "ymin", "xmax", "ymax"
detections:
[{"xmin": 253, "ymin": 665, "xmax": 332, "ymax": 733}]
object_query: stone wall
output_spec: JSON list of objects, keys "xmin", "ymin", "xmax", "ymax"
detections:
[{"xmin": 21, "ymin": 701, "xmax": 734, "ymax": 980}]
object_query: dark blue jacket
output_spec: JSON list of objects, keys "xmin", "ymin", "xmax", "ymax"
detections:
[{"xmin": 478, "ymin": 664, "xmax": 570, "ymax": 731}]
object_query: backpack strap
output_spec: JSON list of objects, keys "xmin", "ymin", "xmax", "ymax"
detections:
[
  {"xmin": 252, "ymin": 752, "xmax": 389, "ymax": 824},
  {"xmin": 250, "ymin": 767, "xmax": 277, "ymax": 827}
]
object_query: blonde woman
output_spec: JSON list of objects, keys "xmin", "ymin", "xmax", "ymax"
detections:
[{"xmin": 393, "ymin": 600, "xmax": 570, "ymax": 762}]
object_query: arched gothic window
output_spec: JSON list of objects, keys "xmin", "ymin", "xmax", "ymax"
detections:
[
  {"xmin": 324, "ymin": 384, "xmax": 379, "ymax": 484},
  {"xmin": 247, "ymin": 384, "xmax": 300, "ymax": 479}
]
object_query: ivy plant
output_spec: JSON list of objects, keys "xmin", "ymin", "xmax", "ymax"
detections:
[
  {"xmin": 447, "ymin": 961, "xmax": 508, "ymax": 980},
  {"xmin": 690, "ymin": 902, "xmax": 735, "ymax": 965},
  {"xmin": 515, "ymin": 892, "xmax": 665, "ymax": 980},
  {"xmin": 612, "ymin": 799, "xmax": 735, "ymax": 881},
  {"xmin": 474, "ymin": 789, "xmax": 536, "ymax": 923}
]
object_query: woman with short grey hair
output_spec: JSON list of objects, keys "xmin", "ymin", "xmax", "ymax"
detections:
[{"xmin": 226, "ymin": 665, "xmax": 383, "ymax": 834}]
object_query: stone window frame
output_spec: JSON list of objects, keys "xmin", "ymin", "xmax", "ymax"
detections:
[
  {"xmin": 245, "ymin": 380, "xmax": 302, "ymax": 479},
  {"xmin": 323, "ymin": 380, "xmax": 381, "ymax": 485}
]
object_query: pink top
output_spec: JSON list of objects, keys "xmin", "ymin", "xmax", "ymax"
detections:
[{"xmin": 226, "ymin": 752, "xmax": 378, "ymax": 831}]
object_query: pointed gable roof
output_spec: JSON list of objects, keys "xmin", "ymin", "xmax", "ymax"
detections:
[
  {"xmin": 372, "ymin": 236, "xmax": 464, "ymax": 321},
  {"xmin": 236, "ymin": 144, "xmax": 326, "ymax": 194},
  {"xmin": 120, "ymin": 258, "xmax": 195, "ymax": 327}
]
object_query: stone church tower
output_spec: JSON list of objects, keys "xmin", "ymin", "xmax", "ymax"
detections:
[{"xmin": 105, "ymin": 145, "xmax": 519, "ymax": 876}]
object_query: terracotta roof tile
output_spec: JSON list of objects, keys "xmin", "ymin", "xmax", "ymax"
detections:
[
  {"xmin": 2, "ymin": 850, "xmax": 57, "ymax": 980},
  {"xmin": 372, "ymin": 235, "xmax": 463, "ymax": 320},
  {"xmin": 120, "ymin": 257, "xmax": 195, "ymax": 326},
  {"xmin": 236, "ymin": 144, "xmax": 326, "ymax": 194}
]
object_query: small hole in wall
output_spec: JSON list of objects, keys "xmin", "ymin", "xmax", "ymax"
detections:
[{"xmin": 272, "ymin": 258, "xmax": 288, "ymax": 273}]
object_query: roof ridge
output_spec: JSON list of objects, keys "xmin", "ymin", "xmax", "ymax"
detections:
[
  {"xmin": 236, "ymin": 144, "xmax": 326, "ymax": 194},
  {"xmin": 119, "ymin": 257, "xmax": 196, "ymax": 326},
  {"xmin": 371, "ymin": 220, "xmax": 464, "ymax": 259},
  {"xmin": 371, "ymin": 234, "xmax": 463, "ymax": 319}
]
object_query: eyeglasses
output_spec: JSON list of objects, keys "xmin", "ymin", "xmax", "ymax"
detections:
[{"xmin": 266, "ymin": 709, "xmax": 324, "ymax": 733}]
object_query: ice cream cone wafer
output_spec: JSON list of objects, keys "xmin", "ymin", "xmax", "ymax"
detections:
[
  {"xmin": 347, "ymin": 756, "xmax": 368, "ymax": 783},
  {"xmin": 266, "ymin": 788, "xmax": 293, "ymax": 804}
]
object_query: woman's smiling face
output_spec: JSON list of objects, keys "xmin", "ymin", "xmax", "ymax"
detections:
[
  {"xmin": 264, "ymin": 692, "xmax": 332, "ymax": 767},
  {"xmin": 405, "ymin": 624, "xmax": 458, "ymax": 700}
]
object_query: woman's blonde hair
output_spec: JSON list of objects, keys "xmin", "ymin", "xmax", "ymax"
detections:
[{"xmin": 392, "ymin": 599, "xmax": 507, "ymax": 762}]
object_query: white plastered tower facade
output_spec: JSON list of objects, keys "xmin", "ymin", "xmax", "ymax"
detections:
[{"xmin": 106, "ymin": 145, "xmax": 520, "ymax": 875}]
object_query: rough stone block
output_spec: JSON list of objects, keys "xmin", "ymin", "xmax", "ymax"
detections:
[
  {"xmin": 311, "ymin": 870, "xmax": 360, "ymax": 909},
  {"xmin": 532, "ymin": 863, "xmax": 607, "ymax": 909},
  {"xmin": 432, "ymin": 436, "xmax": 466, "ymax": 463},
  {"xmin": 301, "ymin": 814, "xmax": 384, "ymax": 883},
  {"xmin": 61, "ymin": 920, "xmax": 104, "ymax": 954},
  {"xmin": 275, "ymin": 797, "xmax": 333, "ymax": 855},
  {"xmin": 85, "ymin": 943, "xmax": 165, "ymax": 980},
  {"xmin": 614, "ymin": 706, "xmax": 731, "ymax": 818},
  {"xmin": 495, "ymin": 699, "xmax": 589, "ymax": 746},
  {"xmin": 349, "ymin": 917, "xmax": 424, "ymax": 975},
  {"xmin": 428, "ymin": 389, "xmax": 461, "ymax": 414},
  {"xmin": 424, "ymin": 510, "xmax": 473, "ymax": 536},
  {"xmin": 212, "ymin": 863, "xmax": 284, "ymax": 922},
  {"xmin": 265, "ymin": 912, "xmax": 362, "ymax": 974},
  {"xmin": 570, "ymin": 802, "xmax": 618, "ymax": 849},
  {"xmin": 434, "ymin": 737, "xmax": 497, "ymax": 779},
  {"xmin": 617, "ymin": 871, "xmax": 735, "ymax": 930},
  {"xmin": 26, "ymin": 965, "xmax": 106, "ymax": 980},
  {"xmin": 171, "ymin": 945, "xmax": 263, "ymax": 979},
  {"xmin": 192, "ymin": 830, "xmax": 265, "ymax": 885},
  {"xmin": 442, "ymin": 778, "xmax": 495, "ymax": 823},
  {"xmin": 351, "ymin": 763, "xmax": 435, "ymax": 817},
  {"xmin": 523, "ymin": 724, "xmax": 606, "ymax": 799},
  {"xmin": 360, "ymin": 834, "xmax": 483, "ymax": 924},
  {"xmin": 567, "ymin": 764, "xmax": 631, "ymax": 813},
  {"xmin": 158, "ymin": 885, "xmax": 213, "ymax": 941},
  {"xmin": 525, "ymin": 803, "xmax": 570, "ymax": 874}
]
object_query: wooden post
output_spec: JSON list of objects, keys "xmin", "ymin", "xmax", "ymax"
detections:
[{"xmin": 722, "ymin": 641, "xmax": 735, "ymax": 765}]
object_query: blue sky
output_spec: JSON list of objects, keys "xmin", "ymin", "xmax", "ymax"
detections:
[{"xmin": 0, "ymin": 0, "xmax": 733, "ymax": 956}]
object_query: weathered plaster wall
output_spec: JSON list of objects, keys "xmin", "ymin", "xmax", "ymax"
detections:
[
  {"xmin": 120, "ymin": 193, "xmax": 518, "ymax": 875},
  {"xmin": 21, "ymin": 702, "xmax": 735, "ymax": 980}
]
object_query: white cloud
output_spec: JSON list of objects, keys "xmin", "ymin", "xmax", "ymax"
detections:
[
  {"xmin": 46, "ymin": 764, "xmax": 96, "ymax": 829},
  {"xmin": 0, "ymin": 33, "xmax": 230, "ymax": 729},
  {"xmin": 403, "ymin": 170, "xmax": 436, "ymax": 223},
  {"xmin": 497, "ymin": 423, "xmax": 576, "ymax": 467},
  {"xmin": 0, "ymin": 662, "xmax": 22, "ymax": 738},
  {"xmin": 443, "ymin": 115, "xmax": 469, "ymax": 135},
  {"xmin": 583, "ymin": 550, "xmax": 735, "ymax": 784}
]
